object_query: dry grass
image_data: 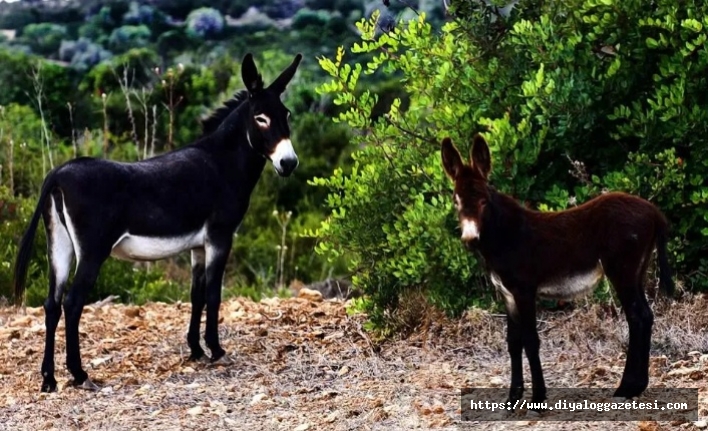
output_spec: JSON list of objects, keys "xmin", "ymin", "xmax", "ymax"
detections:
[{"xmin": 1, "ymin": 294, "xmax": 708, "ymax": 430}]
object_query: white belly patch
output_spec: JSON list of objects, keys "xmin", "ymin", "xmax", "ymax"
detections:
[
  {"xmin": 537, "ymin": 264, "xmax": 604, "ymax": 300},
  {"xmin": 111, "ymin": 227, "xmax": 206, "ymax": 261}
]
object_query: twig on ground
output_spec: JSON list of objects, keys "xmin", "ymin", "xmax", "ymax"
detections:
[
  {"xmin": 354, "ymin": 320, "xmax": 378, "ymax": 357},
  {"xmin": 92, "ymin": 295, "xmax": 120, "ymax": 308},
  {"xmin": 261, "ymin": 310, "xmax": 283, "ymax": 321}
]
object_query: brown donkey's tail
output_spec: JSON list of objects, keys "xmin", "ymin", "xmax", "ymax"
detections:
[{"xmin": 655, "ymin": 218, "xmax": 675, "ymax": 297}]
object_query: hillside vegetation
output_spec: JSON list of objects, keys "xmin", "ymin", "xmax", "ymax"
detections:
[
  {"xmin": 0, "ymin": 0, "xmax": 706, "ymax": 333},
  {"xmin": 0, "ymin": 0, "xmax": 444, "ymax": 308}
]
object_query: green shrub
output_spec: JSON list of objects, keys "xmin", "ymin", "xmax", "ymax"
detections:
[
  {"xmin": 186, "ymin": 7, "xmax": 225, "ymax": 40},
  {"xmin": 0, "ymin": 105, "xmax": 50, "ymax": 196},
  {"xmin": 108, "ymin": 25, "xmax": 152, "ymax": 53},
  {"xmin": 59, "ymin": 38, "xmax": 114, "ymax": 71},
  {"xmin": 0, "ymin": 186, "xmax": 48, "ymax": 304},
  {"xmin": 19, "ymin": 23, "xmax": 68, "ymax": 57},
  {"xmin": 312, "ymin": 3, "xmax": 708, "ymax": 328},
  {"xmin": 0, "ymin": 48, "xmax": 88, "ymax": 138},
  {"xmin": 292, "ymin": 8, "xmax": 330, "ymax": 31},
  {"xmin": 78, "ymin": 5, "xmax": 123, "ymax": 46}
]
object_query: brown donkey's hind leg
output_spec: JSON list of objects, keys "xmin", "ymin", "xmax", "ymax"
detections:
[{"xmin": 603, "ymin": 243, "xmax": 655, "ymax": 399}]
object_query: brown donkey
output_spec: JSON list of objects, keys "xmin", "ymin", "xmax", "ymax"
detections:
[{"xmin": 441, "ymin": 134, "xmax": 674, "ymax": 405}]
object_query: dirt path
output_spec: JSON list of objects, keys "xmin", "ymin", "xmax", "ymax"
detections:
[{"xmin": 1, "ymin": 294, "xmax": 707, "ymax": 430}]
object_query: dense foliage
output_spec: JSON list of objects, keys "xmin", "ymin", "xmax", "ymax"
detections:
[
  {"xmin": 0, "ymin": 47, "xmax": 355, "ymax": 305},
  {"xmin": 0, "ymin": 0, "xmax": 437, "ymax": 305},
  {"xmin": 313, "ymin": 1, "xmax": 708, "ymax": 327},
  {"xmin": 3, "ymin": 0, "xmax": 704, "ymax": 335}
]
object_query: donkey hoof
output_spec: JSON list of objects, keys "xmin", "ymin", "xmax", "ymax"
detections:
[
  {"xmin": 506, "ymin": 391, "xmax": 524, "ymax": 408},
  {"xmin": 210, "ymin": 356, "xmax": 232, "ymax": 367},
  {"xmin": 41, "ymin": 378, "xmax": 57, "ymax": 393},
  {"xmin": 528, "ymin": 404, "xmax": 548, "ymax": 415},
  {"xmin": 80, "ymin": 379, "xmax": 100, "ymax": 391},
  {"xmin": 613, "ymin": 386, "xmax": 643, "ymax": 400},
  {"xmin": 72, "ymin": 378, "xmax": 100, "ymax": 391},
  {"xmin": 527, "ymin": 408, "xmax": 544, "ymax": 417},
  {"xmin": 188, "ymin": 349, "xmax": 205, "ymax": 362},
  {"xmin": 210, "ymin": 350, "xmax": 229, "ymax": 365}
]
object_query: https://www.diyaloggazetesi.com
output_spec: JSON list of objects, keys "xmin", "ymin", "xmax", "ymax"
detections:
[{"xmin": 469, "ymin": 398, "xmax": 689, "ymax": 413}]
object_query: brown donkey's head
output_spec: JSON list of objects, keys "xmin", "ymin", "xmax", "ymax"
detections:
[{"xmin": 441, "ymin": 134, "xmax": 492, "ymax": 245}]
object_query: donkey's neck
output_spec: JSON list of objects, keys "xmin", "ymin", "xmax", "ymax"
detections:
[
  {"xmin": 478, "ymin": 188, "xmax": 527, "ymax": 259},
  {"xmin": 232, "ymin": 132, "xmax": 268, "ymax": 194},
  {"xmin": 200, "ymin": 108, "xmax": 268, "ymax": 196}
]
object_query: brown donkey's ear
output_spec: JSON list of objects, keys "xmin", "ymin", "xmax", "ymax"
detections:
[
  {"xmin": 470, "ymin": 133, "xmax": 491, "ymax": 179},
  {"xmin": 441, "ymin": 137, "xmax": 464, "ymax": 180}
]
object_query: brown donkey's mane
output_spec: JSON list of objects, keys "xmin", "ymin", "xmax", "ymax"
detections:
[{"xmin": 441, "ymin": 133, "xmax": 674, "ymax": 407}]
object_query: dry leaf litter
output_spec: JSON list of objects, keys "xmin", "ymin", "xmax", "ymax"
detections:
[{"xmin": 1, "ymin": 293, "xmax": 708, "ymax": 430}]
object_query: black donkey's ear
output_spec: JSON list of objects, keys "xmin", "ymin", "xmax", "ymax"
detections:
[
  {"xmin": 242, "ymin": 53, "xmax": 264, "ymax": 94},
  {"xmin": 268, "ymin": 53, "xmax": 303, "ymax": 94}
]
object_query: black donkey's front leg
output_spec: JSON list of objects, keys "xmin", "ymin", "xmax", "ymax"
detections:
[{"xmin": 203, "ymin": 236, "xmax": 232, "ymax": 362}]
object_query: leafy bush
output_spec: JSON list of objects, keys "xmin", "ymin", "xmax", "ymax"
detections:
[
  {"xmin": 0, "ymin": 50, "xmax": 77, "ymax": 139},
  {"xmin": 292, "ymin": 8, "xmax": 330, "ymax": 30},
  {"xmin": 313, "ymin": 3, "xmax": 708, "ymax": 328},
  {"xmin": 0, "ymin": 51, "xmax": 35, "ymax": 116},
  {"xmin": 20, "ymin": 23, "xmax": 68, "ymax": 56},
  {"xmin": 149, "ymin": 0, "xmax": 218, "ymax": 20},
  {"xmin": 108, "ymin": 25, "xmax": 152, "ymax": 53},
  {"xmin": 59, "ymin": 38, "xmax": 113, "ymax": 71},
  {"xmin": 262, "ymin": 0, "xmax": 304, "ymax": 19},
  {"xmin": 0, "ymin": 186, "xmax": 47, "ymax": 303},
  {"xmin": 226, "ymin": 1, "xmax": 250, "ymax": 19},
  {"xmin": 0, "ymin": 47, "xmax": 356, "ymax": 306},
  {"xmin": 305, "ymin": 0, "xmax": 360, "ymax": 13},
  {"xmin": 81, "ymin": 48, "xmax": 159, "ymax": 94},
  {"xmin": 0, "ymin": 7, "xmax": 37, "ymax": 30},
  {"xmin": 0, "ymin": 104, "xmax": 55, "ymax": 196},
  {"xmin": 186, "ymin": 7, "xmax": 225, "ymax": 39},
  {"xmin": 156, "ymin": 29, "xmax": 191, "ymax": 60},
  {"xmin": 0, "ymin": 0, "xmax": 399, "ymax": 308},
  {"xmin": 78, "ymin": 5, "xmax": 121, "ymax": 45},
  {"xmin": 122, "ymin": 1, "xmax": 155, "ymax": 26}
]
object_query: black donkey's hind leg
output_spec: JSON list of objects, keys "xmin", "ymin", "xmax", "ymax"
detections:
[
  {"xmin": 187, "ymin": 248, "xmax": 207, "ymax": 361},
  {"xmin": 40, "ymin": 196, "xmax": 74, "ymax": 392},
  {"xmin": 62, "ymin": 256, "xmax": 107, "ymax": 389}
]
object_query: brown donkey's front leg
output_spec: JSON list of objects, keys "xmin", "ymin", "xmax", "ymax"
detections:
[
  {"xmin": 506, "ymin": 313, "xmax": 525, "ymax": 404},
  {"xmin": 505, "ymin": 290, "xmax": 547, "ymax": 408},
  {"xmin": 518, "ymin": 293, "xmax": 546, "ymax": 404}
]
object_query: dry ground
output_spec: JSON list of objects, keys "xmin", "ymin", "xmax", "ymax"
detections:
[{"xmin": 2, "ymin": 292, "xmax": 708, "ymax": 431}]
